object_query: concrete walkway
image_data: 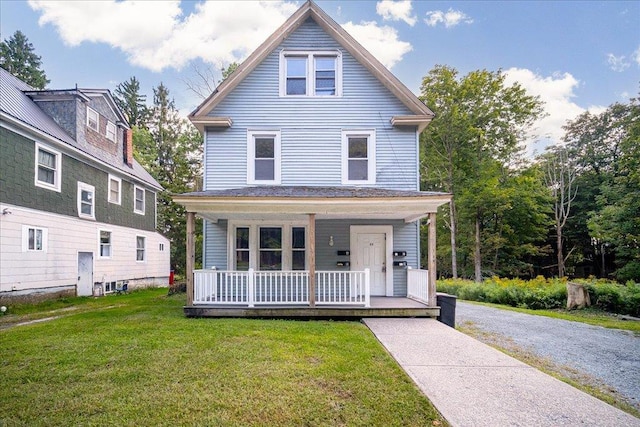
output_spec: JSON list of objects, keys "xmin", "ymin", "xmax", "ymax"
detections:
[{"xmin": 364, "ymin": 318, "xmax": 640, "ymax": 427}]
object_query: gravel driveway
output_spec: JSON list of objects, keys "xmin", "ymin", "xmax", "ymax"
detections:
[{"xmin": 456, "ymin": 301, "xmax": 640, "ymax": 411}]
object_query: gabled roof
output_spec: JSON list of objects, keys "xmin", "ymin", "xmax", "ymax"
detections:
[
  {"xmin": 0, "ymin": 68, "xmax": 161, "ymax": 190},
  {"xmin": 189, "ymin": 0, "xmax": 434, "ymax": 131}
]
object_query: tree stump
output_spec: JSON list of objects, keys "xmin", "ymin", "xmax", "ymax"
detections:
[{"xmin": 566, "ymin": 282, "xmax": 591, "ymax": 310}]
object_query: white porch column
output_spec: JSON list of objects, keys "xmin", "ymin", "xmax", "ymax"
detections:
[
  {"xmin": 428, "ymin": 212, "xmax": 437, "ymax": 307},
  {"xmin": 308, "ymin": 213, "xmax": 316, "ymax": 307},
  {"xmin": 186, "ymin": 211, "xmax": 196, "ymax": 306}
]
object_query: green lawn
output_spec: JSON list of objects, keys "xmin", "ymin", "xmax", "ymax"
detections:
[{"xmin": 0, "ymin": 289, "xmax": 446, "ymax": 426}]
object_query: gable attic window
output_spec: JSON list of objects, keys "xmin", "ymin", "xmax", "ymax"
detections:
[
  {"xmin": 247, "ymin": 131, "xmax": 281, "ymax": 184},
  {"xmin": 87, "ymin": 106, "xmax": 99, "ymax": 132},
  {"xmin": 280, "ymin": 51, "xmax": 341, "ymax": 97},
  {"xmin": 34, "ymin": 142, "xmax": 62, "ymax": 192},
  {"xmin": 106, "ymin": 121, "xmax": 117, "ymax": 142}
]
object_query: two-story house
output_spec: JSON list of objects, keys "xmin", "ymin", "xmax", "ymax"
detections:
[
  {"xmin": 0, "ymin": 68, "xmax": 170, "ymax": 301},
  {"xmin": 174, "ymin": 1, "xmax": 451, "ymax": 317}
]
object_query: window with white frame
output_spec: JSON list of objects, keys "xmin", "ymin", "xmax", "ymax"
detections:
[
  {"xmin": 280, "ymin": 51, "xmax": 342, "ymax": 97},
  {"xmin": 134, "ymin": 185, "xmax": 145, "ymax": 214},
  {"xmin": 341, "ymin": 130, "xmax": 376, "ymax": 184},
  {"xmin": 35, "ymin": 143, "xmax": 62, "ymax": 191},
  {"xmin": 22, "ymin": 225, "xmax": 47, "ymax": 252},
  {"xmin": 235, "ymin": 227, "xmax": 250, "ymax": 271},
  {"xmin": 77, "ymin": 182, "xmax": 95, "ymax": 219},
  {"xmin": 136, "ymin": 236, "xmax": 146, "ymax": 261},
  {"xmin": 99, "ymin": 230, "xmax": 112, "ymax": 258},
  {"xmin": 247, "ymin": 131, "xmax": 281, "ymax": 184},
  {"xmin": 230, "ymin": 223, "xmax": 307, "ymax": 271},
  {"xmin": 108, "ymin": 175, "xmax": 121, "ymax": 205},
  {"xmin": 87, "ymin": 106, "xmax": 99, "ymax": 131},
  {"xmin": 106, "ymin": 121, "xmax": 116, "ymax": 142}
]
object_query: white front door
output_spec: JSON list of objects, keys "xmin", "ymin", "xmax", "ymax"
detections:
[
  {"xmin": 355, "ymin": 233, "xmax": 387, "ymax": 296},
  {"xmin": 77, "ymin": 252, "xmax": 93, "ymax": 296}
]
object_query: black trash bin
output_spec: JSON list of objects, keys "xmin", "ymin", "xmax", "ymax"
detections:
[{"xmin": 436, "ymin": 293, "xmax": 457, "ymax": 328}]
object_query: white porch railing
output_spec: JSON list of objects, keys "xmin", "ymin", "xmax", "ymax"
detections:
[
  {"xmin": 316, "ymin": 270, "xmax": 370, "ymax": 306},
  {"xmin": 407, "ymin": 268, "xmax": 429, "ymax": 304},
  {"xmin": 193, "ymin": 269, "xmax": 370, "ymax": 307}
]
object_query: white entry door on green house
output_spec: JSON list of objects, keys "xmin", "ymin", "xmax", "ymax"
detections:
[{"xmin": 352, "ymin": 226, "xmax": 393, "ymax": 296}]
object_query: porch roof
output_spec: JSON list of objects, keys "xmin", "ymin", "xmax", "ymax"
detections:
[{"xmin": 173, "ymin": 186, "xmax": 451, "ymax": 223}]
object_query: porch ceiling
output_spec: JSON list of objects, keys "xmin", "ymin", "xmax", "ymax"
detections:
[{"xmin": 173, "ymin": 186, "xmax": 451, "ymax": 223}]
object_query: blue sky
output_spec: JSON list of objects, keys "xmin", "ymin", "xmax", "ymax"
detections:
[{"xmin": 1, "ymin": 0, "xmax": 638, "ymax": 155}]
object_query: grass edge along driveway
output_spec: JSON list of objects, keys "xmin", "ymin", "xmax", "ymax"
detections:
[{"xmin": 0, "ymin": 289, "xmax": 447, "ymax": 427}]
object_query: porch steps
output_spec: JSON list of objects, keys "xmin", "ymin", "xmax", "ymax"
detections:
[{"xmin": 184, "ymin": 297, "xmax": 439, "ymax": 319}]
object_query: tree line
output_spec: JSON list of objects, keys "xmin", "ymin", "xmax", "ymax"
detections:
[
  {"xmin": 3, "ymin": 31, "xmax": 638, "ymax": 282},
  {"xmin": 420, "ymin": 65, "xmax": 639, "ymax": 283}
]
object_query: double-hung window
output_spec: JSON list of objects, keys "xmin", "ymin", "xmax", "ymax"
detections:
[
  {"xmin": 280, "ymin": 50, "xmax": 341, "ymax": 97},
  {"xmin": 134, "ymin": 185, "xmax": 145, "ymax": 214},
  {"xmin": 136, "ymin": 236, "xmax": 146, "ymax": 262},
  {"xmin": 77, "ymin": 182, "xmax": 95, "ymax": 219},
  {"xmin": 22, "ymin": 225, "xmax": 47, "ymax": 252},
  {"xmin": 235, "ymin": 227, "xmax": 250, "ymax": 271},
  {"xmin": 108, "ymin": 175, "xmax": 121, "ymax": 205},
  {"xmin": 342, "ymin": 130, "xmax": 376, "ymax": 184},
  {"xmin": 99, "ymin": 230, "xmax": 112, "ymax": 258},
  {"xmin": 247, "ymin": 131, "xmax": 281, "ymax": 184},
  {"xmin": 106, "ymin": 121, "xmax": 117, "ymax": 142},
  {"xmin": 35, "ymin": 143, "xmax": 62, "ymax": 191},
  {"xmin": 87, "ymin": 107, "xmax": 99, "ymax": 131}
]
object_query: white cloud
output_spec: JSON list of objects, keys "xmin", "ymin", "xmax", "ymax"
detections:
[
  {"xmin": 424, "ymin": 8, "xmax": 473, "ymax": 28},
  {"xmin": 28, "ymin": 0, "xmax": 298, "ymax": 72},
  {"xmin": 633, "ymin": 46, "xmax": 640, "ymax": 66},
  {"xmin": 503, "ymin": 68, "xmax": 597, "ymax": 155},
  {"xmin": 607, "ymin": 53, "xmax": 630, "ymax": 72},
  {"xmin": 376, "ymin": 0, "xmax": 416, "ymax": 26},
  {"xmin": 342, "ymin": 21, "xmax": 412, "ymax": 69}
]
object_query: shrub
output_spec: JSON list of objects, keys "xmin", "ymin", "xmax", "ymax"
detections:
[{"xmin": 437, "ymin": 277, "xmax": 639, "ymax": 315}]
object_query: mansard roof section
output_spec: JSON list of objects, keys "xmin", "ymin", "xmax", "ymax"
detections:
[
  {"xmin": 0, "ymin": 68, "xmax": 159, "ymax": 190},
  {"xmin": 189, "ymin": 0, "xmax": 433, "ymax": 122}
]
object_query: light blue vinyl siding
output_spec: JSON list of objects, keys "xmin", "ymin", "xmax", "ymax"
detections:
[
  {"xmin": 204, "ymin": 219, "xmax": 228, "ymax": 269},
  {"xmin": 204, "ymin": 219, "xmax": 419, "ymax": 297},
  {"xmin": 204, "ymin": 18, "xmax": 418, "ymax": 191}
]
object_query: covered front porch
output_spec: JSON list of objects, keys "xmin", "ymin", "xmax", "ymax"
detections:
[{"xmin": 174, "ymin": 186, "xmax": 451, "ymax": 318}]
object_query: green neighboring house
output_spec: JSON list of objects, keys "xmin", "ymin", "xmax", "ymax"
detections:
[{"xmin": 0, "ymin": 68, "xmax": 170, "ymax": 300}]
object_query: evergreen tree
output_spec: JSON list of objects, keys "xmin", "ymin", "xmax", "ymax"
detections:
[
  {"xmin": 114, "ymin": 76, "xmax": 148, "ymax": 128},
  {"xmin": 0, "ymin": 30, "xmax": 49, "ymax": 89},
  {"xmin": 134, "ymin": 83, "xmax": 203, "ymax": 274}
]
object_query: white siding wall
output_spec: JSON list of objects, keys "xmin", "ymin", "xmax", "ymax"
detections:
[
  {"xmin": 204, "ymin": 18, "xmax": 418, "ymax": 191},
  {"xmin": 0, "ymin": 203, "xmax": 170, "ymax": 293}
]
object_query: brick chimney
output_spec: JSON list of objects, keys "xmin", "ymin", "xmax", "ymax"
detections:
[{"xmin": 123, "ymin": 128, "xmax": 133, "ymax": 167}]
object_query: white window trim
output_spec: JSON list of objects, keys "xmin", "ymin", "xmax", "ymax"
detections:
[
  {"xmin": 98, "ymin": 229, "xmax": 112, "ymax": 259},
  {"xmin": 21, "ymin": 225, "xmax": 48, "ymax": 252},
  {"xmin": 87, "ymin": 106, "xmax": 99, "ymax": 132},
  {"xmin": 341, "ymin": 129, "xmax": 376, "ymax": 185},
  {"xmin": 247, "ymin": 130, "xmax": 281, "ymax": 185},
  {"xmin": 227, "ymin": 221, "xmax": 309, "ymax": 271},
  {"xmin": 34, "ymin": 142, "xmax": 62, "ymax": 192},
  {"xmin": 108, "ymin": 175, "xmax": 121, "ymax": 205},
  {"xmin": 77, "ymin": 181, "xmax": 96, "ymax": 220},
  {"xmin": 136, "ymin": 235, "xmax": 146, "ymax": 263},
  {"xmin": 134, "ymin": 185, "xmax": 145, "ymax": 215},
  {"xmin": 106, "ymin": 121, "xmax": 117, "ymax": 142},
  {"xmin": 279, "ymin": 50, "xmax": 342, "ymax": 97}
]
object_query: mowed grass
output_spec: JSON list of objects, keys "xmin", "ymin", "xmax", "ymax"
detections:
[{"xmin": 0, "ymin": 289, "xmax": 446, "ymax": 426}]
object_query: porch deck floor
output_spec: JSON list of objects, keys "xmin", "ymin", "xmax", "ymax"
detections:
[{"xmin": 184, "ymin": 297, "xmax": 439, "ymax": 319}]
